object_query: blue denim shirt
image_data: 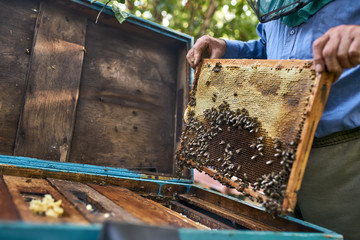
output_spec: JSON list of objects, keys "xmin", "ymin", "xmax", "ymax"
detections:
[{"xmin": 223, "ymin": 0, "xmax": 360, "ymax": 138}]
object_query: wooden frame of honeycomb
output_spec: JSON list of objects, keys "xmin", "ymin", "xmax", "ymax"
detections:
[{"xmin": 176, "ymin": 59, "xmax": 336, "ymax": 215}]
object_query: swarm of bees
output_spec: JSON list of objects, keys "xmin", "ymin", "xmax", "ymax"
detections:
[{"xmin": 176, "ymin": 100, "xmax": 297, "ymax": 214}]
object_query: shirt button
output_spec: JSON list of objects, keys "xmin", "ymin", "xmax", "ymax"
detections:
[{"xmin": 290, "ymin": 30, "xmax": 295, "ymax": 35}]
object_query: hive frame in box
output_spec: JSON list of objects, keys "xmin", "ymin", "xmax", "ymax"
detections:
[
  {"xmin": 0, "ymin": 0, "xmax": 342, "ymax": 239},
  {"xmin": 0, "ymin": 155, "xmax": 343, "ymax": 240}
]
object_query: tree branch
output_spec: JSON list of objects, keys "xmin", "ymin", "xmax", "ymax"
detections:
[
  {"xmin": 126, "ymin": 0, "xmax": 134, "ymax": 10},
  {"xmin": 96, "ymin": 0, "xmax": 111, "ymax": 24},
  {"xmin": 199, "ymin": 0, "xmax": 218, "ymax": 38}
]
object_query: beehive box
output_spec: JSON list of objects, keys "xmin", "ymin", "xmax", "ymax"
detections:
[{"xmin": 0, "ymin": 0, "xmax": 342, "ymax": 239}]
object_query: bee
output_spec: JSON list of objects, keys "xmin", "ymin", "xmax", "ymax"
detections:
[
  {"xmin": 256, "ymin": 144, "xmax": 264, "ymax": 149},
  {"xmin": 243, "ymin": 173, "xmax": 248, "ymax": 180},
  {"xmin": 266, "ymin": 160, "xmax": 274, "ymax": 165},
  {"xmin": 212, "ymin": 62, "xmax": 222, "ymax": 72},
  {"xmin": 236, "ymin": 165, "xmax": 242, "ymax": 171}
]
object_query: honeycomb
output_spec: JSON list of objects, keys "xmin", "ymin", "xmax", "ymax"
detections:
[{"xmin": 176, "ymin": 59, "xmax": 334, "ymax": 215}]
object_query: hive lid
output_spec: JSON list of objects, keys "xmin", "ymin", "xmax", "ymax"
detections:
[
  {"xmin": 0, "ymin": 0, "xmax": 192, "ymax": 182},
  {"xmin": 176, "ymin": 59, "xmax": 336, "ymax": 214}
]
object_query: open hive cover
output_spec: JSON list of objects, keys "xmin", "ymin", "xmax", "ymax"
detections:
[{"xmin": 176, "ymin": 59, "xmax": 335, "ymax": 215}]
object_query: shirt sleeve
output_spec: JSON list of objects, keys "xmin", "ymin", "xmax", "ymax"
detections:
[{"xmin": 222, "ymin": 23, "xmax": 267, "ymax": 59}]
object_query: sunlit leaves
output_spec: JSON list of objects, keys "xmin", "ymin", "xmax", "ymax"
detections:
[
  {"xmin": 93, "ymin": 0, "xmax": 259, "ymax": 41},
  {"xmin": 112, "ymin": 1, "xmax": 128, "ymax": 23}
]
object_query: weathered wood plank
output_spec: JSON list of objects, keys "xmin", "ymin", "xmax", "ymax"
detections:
[
  {"xmin": 169, "ymin": 201, "xmax": 235, "ymax": 230},
  {"xmin": 89, "ymin": 184, "xmax": 207, "ymax": 229},
  {"xmin": 178, "ymin": 193, "xmax": 280, "ymax": 231},
  {"xmin": 3, "ymin": 175, "xmax": 88, "ymax": 223},
  {"xmin": 14, "ymin": 1, "xmax": 87, "ymax": 162},
  {"xmin": 0, "ymin": 176, "xmax": 20, "ymax": 221},
  {"xmin": 67, "ymin": 20, "xmax": 178, "ymax": 173},
  {"xmin": 185, "ymin": 186, "xmax": 318, "ymax": 232},
  {"xmin": 0, "ymin": 163, "xmax": 182, "ymax": 195},
  {"xmin": 0, "ymin": 0, "xmax": 39, "ymax": 155},
  {"xmin": 48, "ymin": 178, "xmax": 142, "ymax": 224}
]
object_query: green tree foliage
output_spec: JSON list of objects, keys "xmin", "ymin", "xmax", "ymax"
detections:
[{"xmin": 96, "ymin": 0, "xmax": 259, "ymax": 41}]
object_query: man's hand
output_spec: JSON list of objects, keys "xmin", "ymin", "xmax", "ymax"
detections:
[
  {"xmin": 186, "ymin": 35, "xmax": 227, "ymax": 69},
  {"xmin": 313, "ymin": 25, "xmax": 360, "ymax": 79}
]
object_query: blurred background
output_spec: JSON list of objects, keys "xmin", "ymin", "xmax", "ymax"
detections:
[{"xmin": 96, "ymin": 0, "xmax": 259, "ymax": 41}]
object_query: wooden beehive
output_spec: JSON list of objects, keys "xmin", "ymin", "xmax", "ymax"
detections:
[
  {"xmin": 0, "ymin": 0, "xmax": 342, "ymax": 239},
  {"xmin": 176, "ymin": 59, "xmax": 335, "ymax": 214}
]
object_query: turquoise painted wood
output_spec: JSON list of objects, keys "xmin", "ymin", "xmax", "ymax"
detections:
[
  {"xmin": 0, "ymin": 222, "xmax": 343, "ymax": 240},
  {"xmin": 0, "ymin": 154, "xmax": 193, "ymax": 185},
  {"xmin": 183, "ymin": 184, "xmax": 343, "ymax": 238},
  {"xmin": 72, "ymin": 0, "xmax": 193, "ymax": 44},
  {"xmin": 0, "ymin": 222, "xmax": 101, "ymax": 240},
  {"xmin": 178, "ymin": 229, "xmax": 343, "ymax": 240}
]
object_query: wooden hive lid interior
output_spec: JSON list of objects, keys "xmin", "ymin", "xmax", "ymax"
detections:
[{"xmin": 0, "ymin": 0, "xmax": 192, "ymax": 179}]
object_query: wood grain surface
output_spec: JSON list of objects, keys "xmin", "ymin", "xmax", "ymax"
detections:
[
  {"xmin": 49, "ymin": 178, "xmax": 142, "ymax": 224},
  {"xmin": 186, "ymin": 186, "xmax": 317, "ymax": 232},
  {"xmin": 0, "ymin": 176, "xmax": 20, "ymax": 221},
  {"xmin": 14, "ymin": 1, "xmax": 87, "ymax": 162},
  {"xmin": 0, "ymin": 0, "xmax": 39, "ymax": 155},
  {"xmin": 1, "ymin": 0, "xmax": 191, "ymax": 179},
  {"xmin": 169, "ymin": 201, "xmax": 235, "ymax": 230},
  {"xmin": 3, "ymin": 175, "xmax": 88, "ymax": 223},
  {"xmin": 178, "ymin": 193, "xmax": 279, "ymax": 231},
  {"xmin": 67, "ymin": 20, "xmax": 179, "ymax": 174},
  {"xmin": 90, "ymin": 184, "xmax": 207, "ymax": 229}
]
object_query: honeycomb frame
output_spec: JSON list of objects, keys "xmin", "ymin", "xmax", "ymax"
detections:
[{"xmin": 176, "ymin": 59, "xmax": 335, "ymax": 214}]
